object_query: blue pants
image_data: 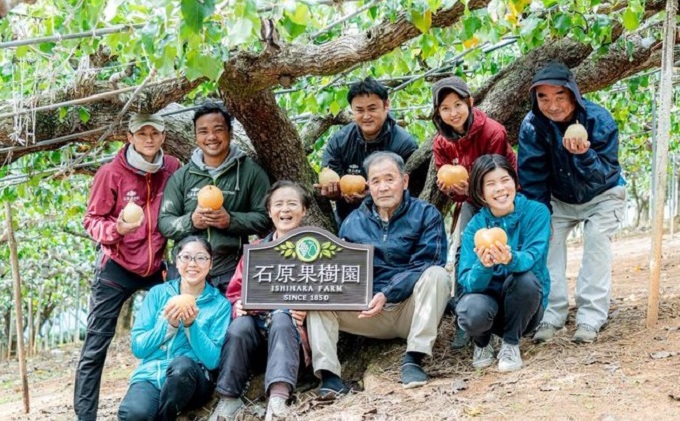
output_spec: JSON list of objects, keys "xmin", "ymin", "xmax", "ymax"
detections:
[
  {"xmin": 117, "ymin": 356, "xmax": 214, "ymax": 421},
  {"xmin": 456, "ymin": 271, "xmax": 543, "ymax": 347}
]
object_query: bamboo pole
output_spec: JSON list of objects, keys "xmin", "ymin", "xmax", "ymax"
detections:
[
  {"xmin": 647, "ymin": 0, "xmax": 677, "ymax": 328},
  {"xmin": 0, "ymin": 24, "xmax": 144, "ymax": 49},
  {"xmin": 4, "ymin": 201, "xmax": 30, "ymax": 412}
]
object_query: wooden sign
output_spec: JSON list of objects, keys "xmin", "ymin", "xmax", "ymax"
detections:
[{"xmin": 242, "ymin": 227, "xmax": 373, "ymax": 310}]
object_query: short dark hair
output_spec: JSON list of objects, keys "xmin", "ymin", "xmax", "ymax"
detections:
[
  {"xmin": 347, "ymin": 77, "xmax": 389, "ymax": 105},
  {"xmin": 264, "ymin": 180, "xmax": 312, "ymax": 211},
  {"xmin": 193, "ymin": 102, "xmax": 233, "ymax": 133},
  {"xmin": 176, "ymin": 235, "xmax": 213, "ymax": 257},
  {"xmin": 468, "ymin": 154, "xmax": 518, "ymax": 209},
  {"xmin": 363, "ymin": 151, "xmax": 405, "ymax": 176}
]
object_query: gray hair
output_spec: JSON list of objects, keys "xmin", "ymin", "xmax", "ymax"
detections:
[{"xmin": 363, "ymin": 151, "xmax": 406, "ymax": 176}]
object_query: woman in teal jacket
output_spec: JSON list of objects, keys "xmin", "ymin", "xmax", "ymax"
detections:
[
  {"xmin": 456, "ymin": 154, "xmax": 550, "ymax": 373},
  {"xmin": 118, "ymin": 236, "xmax": 231, "ymax": 421}
]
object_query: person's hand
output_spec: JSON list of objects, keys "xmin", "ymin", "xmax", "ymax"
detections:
[
  {"xmin": 203, "ymin": 208, "xmax": 230, "ymax": 229},
  {"xmin": 342, "ymin": 189, "xmax": 368, "ymax": 204},
  {"xmin": 474, "ymin": 246, "xmax": 494, "ymax": 268},
  {"xmin": 116, "ymin": 211, "xmax": 144, "ymax": 235},
  {"xmin": 291, "ymin": 310, "xmax": 307, "ymax": 326},
  {"xmin": 191, "ymin": 207, "xmax": 211, "ymax": 229},
  {"xmin": 234, "ymin": 300, "xmax": 248, "ymax": 317},
  {"xmin": 182, "ymin": 305, "xmax": 199, "ymax": 327},
  {"xmin": 487, "ymin": 243, "xmax": 512, "ymax": 265},
  {"xmin": 163, "ymin": 301, "xmax": 183, "ymax": 328},
  {"xmin": 359, "ymin": 293, "xmax": 387, "ymax": 318},
  {"xmin": 314, "ymin": 181, "xmax": 342, "ymax": 200},
  {"xmin": 562, "ymin": 136, "xmax": 591, "ymax": 155},
  {"xmin": 436, "ymin": 179, "xmax": 468, "ymax": 197}
]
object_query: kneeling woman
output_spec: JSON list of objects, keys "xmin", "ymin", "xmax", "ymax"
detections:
[
  {"xmin": 456, "ymin": 154, "xmax": 550, "ymax": 372},
  {"xmin": 118, "ymin": 236, "xmax": 231, "ymax": 420},
  {"xmin": 210, "ymin": 181, "xmax": 311, "ymax": 421}
]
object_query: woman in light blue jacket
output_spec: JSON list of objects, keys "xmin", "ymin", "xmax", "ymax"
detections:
[
  {"xmin": 118, "ymin": 236, "xmax": 231, "ymax": 421},
  {"xmin": 456, "ymin": 154, "xmax": 550, "ymax": 373}
]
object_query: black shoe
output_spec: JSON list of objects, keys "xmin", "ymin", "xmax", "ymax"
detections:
[
  {"xmin": 319, "ymin": 370, "xmax": 350, "ymax": 399},
  {"xmin": 451, "ymin": 326, "xmax": 470, "ymax": 349},
  {"xmin": 401, "ymin": 363, "xmax": 428, "ymax": 389}
]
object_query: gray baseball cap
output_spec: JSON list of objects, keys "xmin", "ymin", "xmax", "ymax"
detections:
[{"xmin": 128, "ymin": 113, "xmax": 165, "ymax": 133}]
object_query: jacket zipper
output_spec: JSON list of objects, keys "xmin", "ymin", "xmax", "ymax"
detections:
[{"xmin": 143, "ymin": 174, "xmax": 153, "ymax": 277}]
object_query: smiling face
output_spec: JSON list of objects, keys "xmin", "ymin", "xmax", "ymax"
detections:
[
  {"xmin": 351, "ymin": 94, "xmax": 390, "ymax": 141},
  {"xmin": 535, "ymin": 84, "xmax": 576, "ymax": 123},
  {"xmin": 482, "ymin": 167, "xmax": 516, "ymax": 217},
  {"xmin": 438, "ymin": 91, "xmax": 471, "ymax": 133},
  {"xmin": 268, "ymin": 186, "xmax": 307, "ymax": 237},
  {"xmin": 367, "ymin": 158, "xmax": 408, "ymax": 219},
  {"xmin": 195, "ymin": 112, "xmax": 231, "ymax": 167},
  {"xmin": 127, "ymin": 125, "xmax": 165, "ymax": 162},
  {"xmin": 176, "ymin": 241, "xmax": 212, "ymax": 289}
]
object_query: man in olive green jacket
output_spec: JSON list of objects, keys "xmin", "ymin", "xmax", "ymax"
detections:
[{"xmin": 159, "ymin": 103, "xmax": 271, "ymax": 293}]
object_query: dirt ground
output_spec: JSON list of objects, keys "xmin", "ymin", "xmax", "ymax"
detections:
[{"xmin": 2, "ymin": 232, "xmax": 680, "ymax": 420}]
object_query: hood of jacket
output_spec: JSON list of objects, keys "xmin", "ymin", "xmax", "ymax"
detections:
[{"xmin": 530, "ymin": 62, "xmax": 586, "ymax": 120}]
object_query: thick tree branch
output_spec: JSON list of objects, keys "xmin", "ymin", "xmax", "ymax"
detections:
[{"xmin": 301, "ymin": 110, "xmax": 352, "ymax": 154}]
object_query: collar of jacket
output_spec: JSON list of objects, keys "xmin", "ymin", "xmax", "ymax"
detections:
[
  {"xmin": 476, "ymin": 193, "xmax": 529, "ymax": 230},
  {"xmin": 166, "ymin": 279, "xmax": 220, "ymax": 305},
  {"xmin": 358, "ymin": 190, "xmax": 412, "ymax": 222},
  {"xmin": 354, "ymin": 115, "xmax": 397, "ymax": 149}
]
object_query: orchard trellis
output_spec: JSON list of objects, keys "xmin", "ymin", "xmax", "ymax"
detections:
[{"xmin": 0, "ymin": 0, "xmax": 679, "ymax": 413}]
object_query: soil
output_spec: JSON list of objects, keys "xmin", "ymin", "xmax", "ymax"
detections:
[{"xmin": 2, "ymin": 233, "xmax": 680, "ymax": 420}]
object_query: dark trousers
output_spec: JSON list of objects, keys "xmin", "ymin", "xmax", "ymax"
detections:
[
  {"xmin": 74, "ymin": 257, "xmax": 162, "ymax": 421},
  {"xmin": 215, "ymin": 312, "xmax": 300, "ymax": 397},
  {"xmin": 456, "ymin": 271, "xmax": 544, "ymax": 347},
  {"xmin": 117, "ymin": 356, "xmax": 214, "ymax": 421}
]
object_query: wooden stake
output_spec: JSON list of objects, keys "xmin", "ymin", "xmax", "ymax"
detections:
[
  {"xmin": 647, "ymin": 0, "xmax": 677, "ymax": 328},
  {"xmin": 4, "ymin": 201, "xmax": 30, "ymax": 412}
]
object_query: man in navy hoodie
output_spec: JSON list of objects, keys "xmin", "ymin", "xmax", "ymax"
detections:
[{"xmin": 518, "ymin": 62, "xmax": 625, "ymax": 344}]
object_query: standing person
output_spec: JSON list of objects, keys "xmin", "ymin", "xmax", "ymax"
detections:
[
  {"xmin": 518, "ymin": 62, "xmax": 625, "ymax": 344},
  {"xmin": 430, "ymin": 76, "xmax": 517, "ymax": 349},
  {"xmin": 74, "ymin": 113, "xmax": 181, "ymax": 421},
  {"xmin": 315, "ymin": 76, "xmax": 418, "ymax": 224},
  {"xmin": 117, "ymin": 236, "xmax": 231, "ymax": 421},
  {"xmin": 159, "ymin": 102, "xmax": 271, "ymax": 295},
  {"xmin": 307, "ymin": 152, "xmax": 451, "ymax": 394},
  {"xmin": 210, "ymin": 181, "xmax": 311, "ymax": 421},
  {"xmin": 456, "ymin": 155, "xmax": 550, "ymax": 372}
]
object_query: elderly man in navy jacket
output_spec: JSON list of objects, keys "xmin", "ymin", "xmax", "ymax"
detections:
[
  {"xmin": 518, "ymin": 62, "xmax": 626, "ymax": 344},
  {"xmin": 307, "ymin": 151, "xmax": 451, "ymax": 394}
]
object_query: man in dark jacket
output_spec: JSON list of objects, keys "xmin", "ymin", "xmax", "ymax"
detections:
[
  {"xmin": 316, "ymin": 77, "xmax": 418, "ymax": 224},
  {"xmin": 518, "ymin": 62, "xmax": 626, "ymax": 344},
  {"xmin": 307, "ymin": 152, "xmax": 451, "ymax": 394},
  {"xmin": 159, "ymin": 103, "xmax": 271, "ymax": 294},
  {"xmin": 74, "ymin": 113, "xmax": 181, "ymax": 421}
]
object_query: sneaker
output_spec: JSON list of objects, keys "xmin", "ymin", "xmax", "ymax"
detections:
[
  {"xmin": 401, "ymin": 363, "xmax": 428, "ymax": 389},
  {"xmin": 572, "ymin": 324, "xmax": 598, "ymax": 343},
  {"xmin": 264, "ymin": 396, "xmax": 288, "ymax": 421},
  {"xmin": 208, "ymin": 397, "xmax": 244, "ymax": 421},
  {"xmin": 451, "ymin": 326, "xmax": 471, "ymax": 349},
  {"xmin": 319, "ymin": 373, "xmax": 350, "ymax": 399},
  {"xmin": 533, "ymin": 322, "xmax": 558, "ymax": 343},
  {"xmin": 472, "ymin": 344, "xmax": 495, "ymax": 369},
  {"xmin": 497, "ymin": 342, "xmax": 523, "ymax": 372}
]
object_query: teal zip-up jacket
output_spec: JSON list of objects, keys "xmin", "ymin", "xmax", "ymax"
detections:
[
  {"xmin": 458, "ymin": 193, "xmax": 551, "ymax": 308},
  {"xmin": 159, "ymin": 146, "xmax": 271, "ymax": 276},
  {"xmin": 129, "ymin": 280, "xmax": 231, "ymax": 388}
]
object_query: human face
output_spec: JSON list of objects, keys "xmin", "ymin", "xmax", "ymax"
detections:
[
  {"xmin": 176, "ymin": 242, "xmax": 212, "ymax": 288},
  {"xmin": 351, "ymin": 94, "xmax": 390, "ymax": 141},
  {"xmin": 368, "ymin": 159, "xmax": 408, "ymax": 219},
  {"xmin": 127, "ymin": 125, "xmax": 165, "ymax": 162},
  {"xmin": 268, "ymin": 187, "xmax": 307, "ymax": 237},
  {"xmin": 438, "ymin": 92, "xmax": 471, "ymax": 133},
  {"xmin": 535, "ymin": 84, "xmax": 576, "ymax": 123},
  {"xmin": 482, "ymin": 167, "xmax": 516, "ymax": 217},
  {"xmin": 195, "ymin": 112, "xmax": 231, "ymax": 167}
]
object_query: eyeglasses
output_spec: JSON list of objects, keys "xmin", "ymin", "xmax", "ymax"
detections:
[{"xmin": 176, "ymin": 254, "xmax": 211, "ymax": 265}]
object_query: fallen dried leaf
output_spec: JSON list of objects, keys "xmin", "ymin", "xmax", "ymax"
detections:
[
  {"xmin": 650, "ymin": 351, "xmax": 675, "ymax": 359},
  {"xmin": 464, "ymin": 406, "xmax": 483, "ymax": 416}
]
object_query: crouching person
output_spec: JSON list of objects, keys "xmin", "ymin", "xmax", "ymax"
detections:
[
  {"xmin": 456, "ymin": 155, "xmax": 550, "ymax": 372},
  {"xmin": 210, "ymin": 181, "xmax": 312, "ymax": 421},
  {"xmin": 307, "ymin": 152, "xmax": 451, "ymax": 395},
  {"xmin": 118, "ymin": 237, "xmax": 231, "ymax": 421}
]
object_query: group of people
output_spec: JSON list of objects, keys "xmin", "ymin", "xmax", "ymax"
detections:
[{"xmin": 72, "ymin": 61, "xmax": 625, "ymax": 421}]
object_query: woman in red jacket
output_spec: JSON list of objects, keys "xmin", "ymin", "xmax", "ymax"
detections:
[{"xmin": 431, "ymin": 76, "xmax": 516, "ymax": 349}]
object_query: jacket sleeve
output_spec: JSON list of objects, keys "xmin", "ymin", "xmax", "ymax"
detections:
[
  {"xmin": 432, "ymin": 135, "xmax": 449, "ymax": 170},
  {"xmin": 321, "ymin": 131, "xmax": 344, "ymax": 175},
  {"xmin": 457, "ymin": 216, "xmax": 494, "ymax": 293},
  {"xmin": 226, "ymin": 258, "xmax": 244, "ymax": 318},
  {"xmin": 226, "ymin": 163, "xmax": 271, "ymax": 235},
  {"xmin": 130, "ymin": 287, "xmax": 170, "ymax": 359},
  {"xmin": 506, "ymin": 202, "xmax": 551, "ymax": 274},
  {"xmin": 380, "ymin": 206, "xmax": 448, "ymax": 303},
  {"xmin": 395, "ymin": 131, "xmax": 418, "ymax": 163},
  {"xmin": 518, "ymin": 116, "xmax": 552, "ymax": 209},
  {"xmin": 186, "ymin": 298, "xmax": 231, "ymax": 370},
  {"xmin": 83, "ymin": 169, "xmax": 124, "ymax": 245},
  {"xmin": 158, "ymin": 170, "xmax": 197, "ymax": 240},
  {"xmin": 571, "ymin": 109, "xmax": 620, "ymax": 191}
]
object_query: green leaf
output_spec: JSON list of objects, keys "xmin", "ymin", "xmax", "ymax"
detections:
[
  {"xmin": 185, "ymin": 50, "xmax": 223, "ymax": 81},
  {"xmin": 322, "ymin": 241, "xmax": 331, "ymax": 250},
  {"xmin": 229, "ymin": 18, "xmax": 254, "ymax": 45},
  {"xmin": 288, "ymin": 4, "xmax": 310, "ymax": 26},
  {"xmin": 181, "ymin": 0, "xmax": 216, "ymax": 33},
  {"xmin": 78, "ymin": 108, "xmax": 91, "ymax": 124},
  {"xmin": 322, "ymin": 250, "xmax": 332, "ymax": 258},
  {"xmin": 462, "ymin": 15, "xmax": 482, "ymax": 39},
  {"xmin": 329, "ymin": 101, "xmax": 341, "ymax": 116},
  {"xmin": 410, "ymin": 10, "xmax": 432, "ymax": 34},
  {"xmin": 58, "ymin": 107, "xmax": 68, "ymax": 121},
  {"xmin": 622, "ymin": 8, "xmax": 640, "ymax": 31}
]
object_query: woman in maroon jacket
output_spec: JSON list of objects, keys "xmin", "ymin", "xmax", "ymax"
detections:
[{"xmin": 431, "ymin": 76, "xmax": 516, "ymax": 349}]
